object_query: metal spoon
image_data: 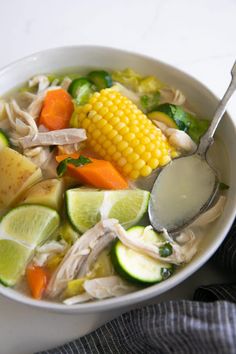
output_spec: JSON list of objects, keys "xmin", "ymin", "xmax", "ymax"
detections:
[{"xmin": 149, "ymin": 60, "xmax": 236, "ymax": 233}]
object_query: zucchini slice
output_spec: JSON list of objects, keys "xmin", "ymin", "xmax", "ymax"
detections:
[
  {"xmin": 87, "ymin": 70, "xmax": 113, "ymax": 90},
  {"xmin": 68, "ymin": 78, "xmax": 96, "ymax": 105},
  {"xmin": 0, "ymin": 129, "xmax": 10, "ymax": 150},
  {"xmin": 148, "ymin": 111, "xmax": 178, "ymax": 129},
  {"xmin": 112, "ymin": 226, "xmax": 173, "ymax": 285},
  {"xmin": 153, "ymin": 103, "xmax": 209, "ymax": 142}
]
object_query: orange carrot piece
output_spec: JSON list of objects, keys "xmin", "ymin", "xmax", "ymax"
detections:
[
  {"xmin": 39, "ymin": 89, "xmax": 74, "ymax": 130},
  {"xmin": 56, "ymin": 153, "xmax": 128, "ymax": 190},
  {"xmin": 26, "ymin": 265, "xmax": 48, "ymax": 300}
]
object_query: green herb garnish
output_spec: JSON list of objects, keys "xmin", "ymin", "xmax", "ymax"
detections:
[
  {"xmin": 219, "ymin": 182, "xmax": 230, "ymax": 190},
  {"xmin": 57, "ymin": 155, "xmax": 91, "ymax": 177}
]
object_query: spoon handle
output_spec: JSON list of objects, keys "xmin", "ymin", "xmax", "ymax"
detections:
[{"xmin": 197, "ymin": 60, "xmax": 236, "ymax": 156}]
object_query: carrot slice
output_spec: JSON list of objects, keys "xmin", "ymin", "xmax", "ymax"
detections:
[
  {"xmin": 39, "ymin": 89, "xmax": 74, "ymax": 130},
  {"xmin": 56, "ymin": 153, "xmax": 128, "ymax": 190},
  {"xmin": 26, "ymin": 265, "xmax": 48, "ymax": 300}
]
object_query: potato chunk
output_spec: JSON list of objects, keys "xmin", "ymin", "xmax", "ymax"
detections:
[
  {"xmin": 0, "ymin": 147, "xmax": 42, "ymax": 210},
  {"xmin": 22, "ymin": 178, "xmax": 64, "ymax": 211}
]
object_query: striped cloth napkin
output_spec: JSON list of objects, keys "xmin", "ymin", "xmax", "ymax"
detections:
[{"xmin": 38, "ymin": 219, "xmax": 236, "ymax": 354}]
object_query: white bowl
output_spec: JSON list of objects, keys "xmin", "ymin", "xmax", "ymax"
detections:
[{"xmin": 0, "ymin": 46, "xmax": 235, "ymax": 313}]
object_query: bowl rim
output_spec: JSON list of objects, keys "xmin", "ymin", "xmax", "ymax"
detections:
[{"xmin": 0, "ymin": 45, "xmax": 235, "ymax": 313}]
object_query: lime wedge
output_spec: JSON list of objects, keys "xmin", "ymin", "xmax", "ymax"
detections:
[
  {"xmin": 0, "ymin": 204, "xmax": 60, "ymax": 247},
  {"xmin": 0, "ymin": 239, "xmax": 32, "ymax": 286},
  {"xmin": 108, "ymin": 190, "xmax": 150, "ymax": 229},
  {"xmin": 66, "ymin": 189, "xmax": 104, "ymax": 233},
  {"xmin": 66, "ymin": 188, "xmax": 150, "ymax": 233}
]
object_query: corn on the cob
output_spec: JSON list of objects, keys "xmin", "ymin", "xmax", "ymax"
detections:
[{"xmin": 74, "ymin": 88, "xmax": 177, "ymax": 179}]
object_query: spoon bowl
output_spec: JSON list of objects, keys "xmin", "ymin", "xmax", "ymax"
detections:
[{"xmin": 149, "ymin": 154, "xmax": 219, "ymax": 233}]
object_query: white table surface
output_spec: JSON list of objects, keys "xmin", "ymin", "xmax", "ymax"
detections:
[{"xmin": 0, "ymin": 0, "xmax": 236, "ymax": 353}]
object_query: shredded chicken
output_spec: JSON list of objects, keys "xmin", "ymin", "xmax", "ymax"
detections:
[
  {"xmin": 78, "ymin": 234, "xmax": 114, "ymax": 277},
  {"xmin": 191, "ymin": 196, "xmax": 226, "ymax": 228},
  {"xmin": 63, "ymin": 276, "xmax": 136, "ymax": 305},
  {"xmin": 0, "ymin": 117, "xmax": 10, "ymax": 130},
  {"xmin": 29, "ymin": 75, "xmax": 50, "ymax": 93},
  {"xmin": 60, "ymin": 76, "xmax": 72, "ymax": 91},
  {"xmin": 57, "ymin": 143, "xmax": 82, "ymax": 155},
  {"xmin": 153, "ymin": 121, "xmax": 197, "ymax": 153},
  {"xmin": 63, "ymin": 292, "xmax": 92, "ymax": 305},
  {"xmin": 18, "ymin": 128, "xmax": 87, "ymax": 149},
  {"xmin": 27, "ymin": 94, "xmax": 44, "ymax": 119},
  {"xmin": 24, "ymin": 146, "xmax": 53, "ymax": 168},
  {"xmin": 46, "ymin": 219, "xmax": 119, "ymax": 298},
  {"xmin": 159, "ymin": 88, "xmax": 186, "ymax": 106},
  {"xmin": 33, "ymin": 240, "xmax": 68, "ymax": 267},
  {"xmin": 113, "ymin": 83, "xmax": 140, "ymax": 106}
]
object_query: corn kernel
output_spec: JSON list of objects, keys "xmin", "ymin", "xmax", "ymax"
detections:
[
  {"xmin": 88, "ymin": 110, "xmax": 97, "ymax": 119},
  {"xmin": 117, "ymin": 141, "xmax": 129, "ymax": 152},
  {"xmin": 148, "ymin": 143, "xmax": 156, "ymax": 151},
  {"xmin": 91, "ymin": 114, "xmax": 101, "ymax": 123},
  {"xmin": 82, "ymin": 104, "xmax": 92, "ymax": 113},
  {"xmin": 130, "ymin": 139, "xmax": 139, "ymax": 148},
  {"xmin": 97, "ymin": 119, "xmax": 107, "ymax": 129},
  {"xmin": 110, "ymin": 116, "xmax": 120, "ymax": 126},
  {"xmin": 123, "ymin": 146, "xmax": 134, "ymax": 157},
  {"xmin": 171, "ymin": 150, "xmax": 179, "ymax": 158},
  {"xmin": 130, "ymin": 126, "xmax": 139, "ymax": 134},
  {"xmin": 103, "ymin": 140, "xmax": 112, "ymax": 149},
  {"xmin": 108, "ymin": 130, "xmax": 118, "ymax": 140},
  {"xmin": 113, "ymin": 151, "xmax": 122, "ymax": 161},
  {"xmin": 136, "ymin": 145, "xmax": 146, "ymax": 155},
  {"xmin": 99, "ymin": 107, "xmax": 109, "ymax": 116},
  {"xmin": 141, "ymin": 151, "xmax": 151, "ymax": 161},
  {"xmin": 107, "ymin": 145, "xmax": 116, "ymax": 155},
  {"xmin": 148, "ymin": 158, "xmax": 159, "ymax": 169},
  {"xmin": 89, "ymin": 140, "xmax": 96, "ymax": 147},
  {"xmin": 81, "ymin": 118, "xmax": 90, "ymax": 129},
  {"xmin": 101, "ymin": 124, "xmax": 113, "ymax": 135},
  {"xmin": 119, "ymin": 126, "xmax": 129, "ymax": 135},
  {"xmin": 112, "ymin": 135, "xmax": 123, "ymax": 144},
  {"xmin": 117, "ymin": 157, "xmax": 127, "ymax": 167},
  {"xmin": 98, "ymin": 135, "xmax": 106, "ymax": 145},
  {"xmin": 128, "ymin": 153, "xmax": 139, "ymax": 163},
  {"xmin": 87, "ymin": 124, "xmax": 94, "ymax": 133},
  {"xmin": 104, "ymin": 112, "xmax": 114, "ymax": 121},
  {"xmin": 116, "ymin": 122, "xmax": 126, "ymax": 131},
  {"xmin": 92, "ymin": 130, "xmax": 101, "ymax": 139},
  {"xmin": 141, "ymin": 136, "xmax": 151, "ymax": 145},
  {"xmin": 123, "ymin": 163, "xmax": 132, "ymax": 174},
  {"xmin": 106, "ymin": 100, "xmax": 113, "ymax": 107},
  {"xmin": 140, "ymin": 165, "xmax": 152, "ymax": 177},
  {"xmin": 110, "ymin": 105, "xmax": 118, "ymax": 113},
  {"xmin": 124, "ymin": 132, "xmax": 135, "ymax": 142},
  {"xmin": 94, "ymin": 102, "xmax": 103, "ymax": 111},
  {"xmin": 134, "ymin": 159, "xmax": 146, "ymax": 170},
  {"xmin": 160, "ymin": 155, "xmax": 171, "ymax": 166},
  {"xmin": 130, "ymin": 170, "xmax": 140, "ymax": 179}
]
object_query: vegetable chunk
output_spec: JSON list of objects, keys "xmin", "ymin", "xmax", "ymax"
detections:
[
  {"xmin": 39, "ymin": 89, "xmax": 74, "ymax": 130},
  {"xmin": 0, "ymin": 147, "xmax": 42, "ymax": 211},
  {"xmin": 56, "ymin": 153, "xmax": 128, "ymax": 190}
]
